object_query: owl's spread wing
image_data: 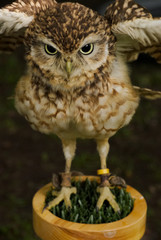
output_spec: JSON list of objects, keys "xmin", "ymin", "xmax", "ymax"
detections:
[
  {"xmin": 105, "ymin": 0, "xmax": 161, "ymax": 63},
  {"xmin": 133, "ymin": 86, "xmax": 161, "ymax": 100},
  {"xmin": 0, "ymin": 0, "xmax": 56, "ymax": 53}
]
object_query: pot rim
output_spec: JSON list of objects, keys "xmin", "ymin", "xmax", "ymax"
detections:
[{"xmin": 32, "ymin": 175, "xmax": 147, "ymax": 232}]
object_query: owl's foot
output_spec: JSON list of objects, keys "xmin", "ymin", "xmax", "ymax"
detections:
[
  {"xmin": 96, "ymin": 172, "xmax": 121, "ymax": 212},
  {"xmin": 46, "ymin": 172, "xmax": 76, "ymax": 210},
  {"xmin": 47, "ymin": 186, "xmax": 77, "ymax": 209},
  {"xmin": 96, "ymin": 185, "xmax": 120, "ymax": 212}
]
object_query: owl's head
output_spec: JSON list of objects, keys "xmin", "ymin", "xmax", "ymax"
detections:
[
  {"xmin": 25, "ymin": 2, "xmax": 115, "ymax": 89},
  {"xmin": 1, "ymin": 0, "xmax": 161, "ymax": 89}
]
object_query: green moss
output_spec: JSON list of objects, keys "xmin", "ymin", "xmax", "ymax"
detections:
[{"xmin": 45, "ymin": 179, "xmax": 134, "ymax": 224}]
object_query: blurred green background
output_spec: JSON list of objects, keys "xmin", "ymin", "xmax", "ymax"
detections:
[{"xmin": 0, "ymin": 0, "xmax": 161, "ymax": 240}]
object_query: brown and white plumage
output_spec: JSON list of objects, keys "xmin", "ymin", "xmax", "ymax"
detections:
[
  {"xmin": 0, "ymin": 0, "xmax": 161, "ymax": 211},
  {"xmin": 0, "ymin": 0, "xmax": 56, "ymax": 52},
  {"xmin": 105, "ymin": 0, "xmax": 161, "ymax": 63}
]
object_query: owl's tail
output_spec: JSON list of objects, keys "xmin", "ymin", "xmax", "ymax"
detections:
[{"xmin": 133, "ymin": 86, "xmax": 161, "ymax": 100}]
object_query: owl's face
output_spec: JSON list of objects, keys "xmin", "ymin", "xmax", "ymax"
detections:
[{"xmin": 25, "ymin": 2, "xmax": 114, "ymax": 89}]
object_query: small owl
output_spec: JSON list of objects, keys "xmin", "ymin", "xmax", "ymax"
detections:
[{"xmin": 0, "ymin": 0, "xmax": 161, "ymax": 212}]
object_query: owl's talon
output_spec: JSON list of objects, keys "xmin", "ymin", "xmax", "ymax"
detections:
[
  {"xmin": 96, "ymin": 186, "xmax": 120, "ymax": 212},
  {"xmin": 42, "ymin": 203, "xmax": 49, "ymax": 213},
  {"xmin": 117, "ymin": 210, "xmax": 121, "ymax": 215},
  {"xmin": 47, "ymin": 186, "xmax": 77, "ymax": 210},
  {"xmin": 96, "ymin": 206, "xmax": 99, "ymax": 213}
]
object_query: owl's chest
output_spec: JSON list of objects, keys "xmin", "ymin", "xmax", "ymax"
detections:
[{"xmin": 15, "ymin": 76, "xmax": 139, "ymax": 139}]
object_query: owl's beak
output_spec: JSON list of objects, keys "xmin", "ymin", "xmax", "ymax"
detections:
[{"xmin": 66, "ymin": 59, "xmax": 72, "ymax": 78}]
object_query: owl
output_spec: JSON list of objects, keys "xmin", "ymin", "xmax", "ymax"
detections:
[{"xmin": 0, "ymin": 0, "xmax": 161, "ymax": 212}]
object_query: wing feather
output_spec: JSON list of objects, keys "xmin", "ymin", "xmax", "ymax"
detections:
[
  {"xmin": 0, "ymin": 0, "xmax": 56, "ymax": 53},
  {"xmin": 4, "ymin": 0, "xmax": 56, "ymax": 15},
  {"xmin": 105, "ymin": 0, "xmax": 161, "ymax": 63},
  {"xmin": 134, "ymin": 86, "xmax": 161, "ymax": 100}
]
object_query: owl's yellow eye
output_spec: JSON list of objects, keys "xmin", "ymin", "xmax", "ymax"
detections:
[
  {"xmin": 44, "ymin": 44, "xmax": 57, "ymax": 55},
  {"xmin": 80, "ymin": 43, "xmax": 94, "ymax": 55}
]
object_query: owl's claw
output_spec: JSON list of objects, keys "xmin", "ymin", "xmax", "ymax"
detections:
[
  {"xmin": 47, "ymin": 186, "xmax": 77, "ymax": 210},
  {"xmin": 96, "ymin": 186, "xmax": 120, "ymax": 212}
]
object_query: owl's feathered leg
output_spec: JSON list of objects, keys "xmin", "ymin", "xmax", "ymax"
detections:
[
  {"xmin": 96, "ymin": 139, "xmax": 120, "ymax": 212},
  {"xmin": 47, "ymin": 139, "xmax": 77, "ymax": 209}
]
